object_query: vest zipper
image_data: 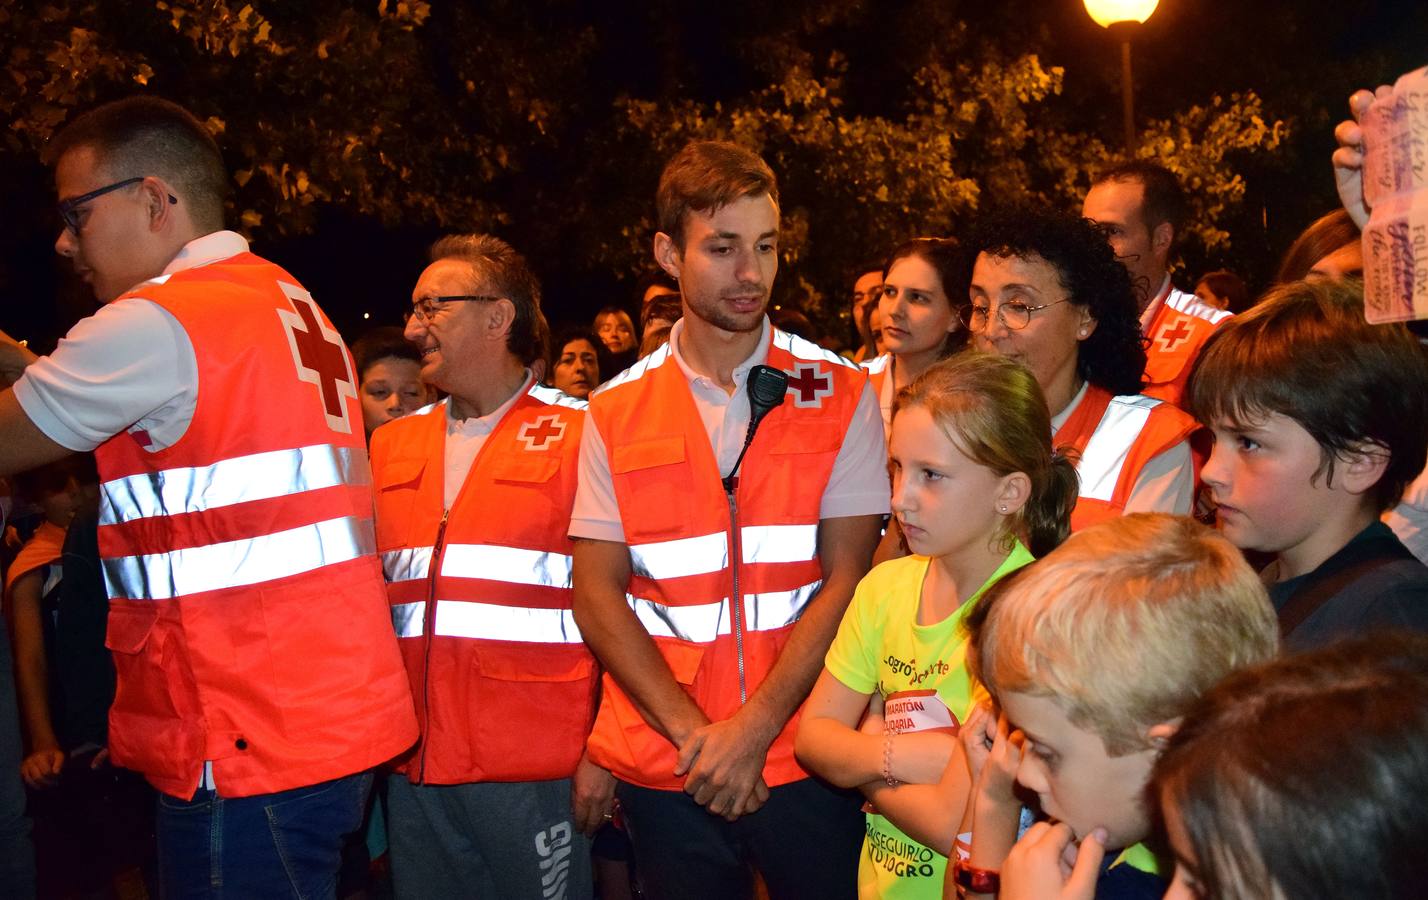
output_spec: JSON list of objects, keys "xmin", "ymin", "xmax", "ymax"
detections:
[
  {"xmin": 418, "ymin": 507, "xmax": 450, "ymax": 783},
  {"xmin": 725, "ymin": 484, "xmax": 748, "ymax": 704}
]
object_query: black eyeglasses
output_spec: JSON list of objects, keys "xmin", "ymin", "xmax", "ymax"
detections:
[
  {"xmin": 959, "ymin": 297, "xmax": 1073, "ymax": 332},
  {"xmin": 57, "ymin": 177, "xmax": 177, "ymax": 233},
  {"xmin": 404, "ymin": 295, "xmax": 503, "ymax": 325}
]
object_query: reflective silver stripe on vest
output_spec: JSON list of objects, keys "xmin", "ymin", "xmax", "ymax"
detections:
[
  {"xmin": 629, "ymin": 532, "xmax": 728, "ymax": 580},
  {"xmin": 103, "ymin": 515, "xmax": 376, "ymax": 601},
  {"xmin": 99, "ymin": 444, "xmax": 369, "ymax": 526},
  {"xmin": 440, "ymin": 544, "xmax": 574, "ymax": 588},
  {"xmin": 630, "ymin": 526, "xmax": 815, "ymax": 578},
  {"xmin": 392, "ymin": 601, "xmax": 424, "ymax": 638},
  {"xmin": 740, "ymin": 524, "xmax": 818, "ymax": 565},
  {"xmin": 383, "ymin": 547, "xmax": 434, "ymax": 583},
  {"xmin": 1076, "ymin": 396, "xmax": 1157, "ymax": 502},
  {"xmin": 627, "ymin": 580, "xmax": 822, "ymax": 643},
  {"xmin": 390, "ymin": 600, "xmax": 582, "ymax": 643},
  {"xmin": 744, "ymin": 580, "xmax": 822, "ymax": 631},
  {"xmin": 434, "ymin": 599, "xmax": 583, "ymax": 643},
  {"xmin": 775, "ymin": 328, "xmax": 861, "ymax": 372}
]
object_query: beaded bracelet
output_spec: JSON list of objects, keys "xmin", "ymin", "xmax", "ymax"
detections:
[{"xmin": 882, "ymin": 733, "xmax": 900, "ymax": 786}]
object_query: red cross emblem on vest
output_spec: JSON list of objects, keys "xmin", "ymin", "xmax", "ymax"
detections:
[
  {"xmin": 517, "ymin": 414, "xmax": 566, "ymax": 451},
  {"xmin": 785, "ymin": 362, "xmax": 834, "ymax": 409},
  {"xmin": 276, "ymin": 283, "xmax": 357, "ymax": 434},
  {"xmin": 1154, "ymin": 315, "xmax": 1195, "ymax": 354}
]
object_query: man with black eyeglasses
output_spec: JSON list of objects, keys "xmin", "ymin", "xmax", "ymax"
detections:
[
  {"xmin": 0, "ymin": 95, "xmax": 417, "ymax": 899},
  {"xmin": 372, "ymin": 233, "xmax": 601, "ymax": 899}
]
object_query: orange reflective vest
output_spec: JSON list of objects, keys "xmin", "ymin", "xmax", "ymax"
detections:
[
  {"xmin": 372, "ymin": 386, "xmax": 597, "ymax": 785},
  {"xmin": 95, "ymin": 254, "xmax": 417, "ymax": 800},
  {"xmin": 1143, "ymin": 287, "xmax": 1231, "ymax": 407},
  {"xmin": 1055, "ymin": 384, "xmax": 1199, "ymax": 532},
  {"xmin": 586, "ymin": 329, "xmax": 866, "ymax": 790}
]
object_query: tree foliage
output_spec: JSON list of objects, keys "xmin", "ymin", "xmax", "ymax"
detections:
[
  {"xmin": 2, "ymin": 0, "xmax": 1292, "ymax": 339},
  {"xmin": 1, "ymin": 0, "xmax": 590, "ymax": 237},
  {"xmin": 599, "ymin": 48, "xmax": 1285, "ymax": 324}
]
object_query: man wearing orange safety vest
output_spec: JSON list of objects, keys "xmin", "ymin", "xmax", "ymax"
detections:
[
  {"xmin": 1082, "ymin": 161, "xmax": 1231, "ymax": 409},
  {"xmin": 0, "ymin": 97, "xmax": 417, "ymax": 898},
  {"xmin": 570, "ymin": 141, "xmax": 891, "ymax": 899},
  {"xmin": 374, "ymin": 234, "xmax": 600, "ymax": 900}
]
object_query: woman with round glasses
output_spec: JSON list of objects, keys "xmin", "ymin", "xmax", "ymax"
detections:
[
  {"xmin": 861, "ymin": 238, "xmax": 970, "ymax": 437},
  {"xmin": 963, "ymin": 207, "xmax": 1197, "ymax": 531}
]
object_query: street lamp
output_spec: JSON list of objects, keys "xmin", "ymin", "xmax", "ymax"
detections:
[{"xmin": 1083, "ymin": 0, "xmax": 1160, "ymax": 155}]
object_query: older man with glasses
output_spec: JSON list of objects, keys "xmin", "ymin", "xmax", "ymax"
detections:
[{"xmin": 372, "ymin": 233, "xmax": 602, "ymax": 899}]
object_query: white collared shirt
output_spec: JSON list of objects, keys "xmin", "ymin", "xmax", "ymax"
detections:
[
  {"xmin": 1139, "ymin": 273, "xmax": 1173, "ymax": 333},
  {"xmin": 442, "ymin": 371, "xmax": 534, "ymax": 508},
  {"xmin": 14, "ymin": 231, "xmax": 247, "ymax": 452}
]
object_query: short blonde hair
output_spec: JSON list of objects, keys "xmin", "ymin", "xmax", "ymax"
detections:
[{"xmin": 974, "ymin": 514, "xmax": 1278, "ymax": 755}]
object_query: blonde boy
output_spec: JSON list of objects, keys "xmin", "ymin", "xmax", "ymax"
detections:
[{"xmin": 959, "ymin": 514, "xmax": 1278, "ymax": 900}]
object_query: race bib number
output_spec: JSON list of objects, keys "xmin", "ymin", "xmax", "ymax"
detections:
[{"xmin": 884, "ymin": 689, "xmax": 960, "ymax": 735}]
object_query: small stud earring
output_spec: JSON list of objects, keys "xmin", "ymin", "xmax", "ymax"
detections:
[{"xmin": 999, "ymin": 505, "xmax": 1008, "ymax": 513}]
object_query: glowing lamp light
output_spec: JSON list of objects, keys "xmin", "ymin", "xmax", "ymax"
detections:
[{"xmin": 1082, "ymin": 0, "xmax": 1159, "ymax": 28}]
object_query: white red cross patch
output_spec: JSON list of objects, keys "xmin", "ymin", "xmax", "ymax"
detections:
[
  {"xmin": 785, "ymin": 363, "xmax": 834, "ymax": 409},
  {"xmin": 1154, "ymin": 315, "xmax": 1195, "ymax": 354},
  {"xmin": 277, "ymin": 283, "xmax": 357, "ymax": 434},
  {"xmin": 517, "ymin": 414, "xmax": 566, "ymax": 451}
]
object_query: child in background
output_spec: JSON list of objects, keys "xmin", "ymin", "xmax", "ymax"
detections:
[
  {"xmin": 795, "ymin": 352, "xmax": 1078, "ymax": 899},
  {"xmin": 1153, "ymin": 630, "xmax": 1428, "ymax": 900},
  {"xmin": 350, "ymin": 326, "xmax": 434, "ymax": 441},
  {"xmin": 4, "ymin": 457, "xmax": 92, "ymax": 790},
  {"xmin": 1186, "ymin": 278, "xmax": 1428, "ymax": 650},
  {"xmin": 962, "ymin": 514, "xmax": 1278, "ymax": 900}
]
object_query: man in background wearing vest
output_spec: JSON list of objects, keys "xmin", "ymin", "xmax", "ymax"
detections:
[
  {"xmin": 373, "ymin": 234, "xmax": 599, "ymax": 899},
  {"xmin": 1082, "ymin": 161, "xmax": 1231, "ymax": 407},
  {"xmin": 570, "ymin": 141, "xmax": 890, "ymax": 899},
  {"xmin": 0, "ymin": 96, "xmax": 417, "ymax": 898}
]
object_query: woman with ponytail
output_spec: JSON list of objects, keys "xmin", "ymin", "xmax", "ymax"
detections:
[{"xmin": 794, "ymin": 353, "xmax": 1077, "ymax": 900}]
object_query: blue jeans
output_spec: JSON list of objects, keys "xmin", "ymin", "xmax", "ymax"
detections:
[{"xmin": 156, "ymin": 770, "xmax": 372, "ymax": 900}]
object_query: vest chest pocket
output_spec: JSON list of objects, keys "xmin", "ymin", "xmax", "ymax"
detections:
[
  {"xmin": 488, "ymin": 455, "xmax": 560, "ymax": 484},
  {"xmin": 373, "ymin": 457, "xmax": 428, "ymax": 548},
  {"xmin": 609, "ymin": 435, "xmax": 691, "ymax": 538},
  {"xmin": 486, "ymin": 455, "xmax": 562, "ymax": 530},
  {"xmin": 748, "ymin": 418, "xmax": 844, "ymax": 499}
]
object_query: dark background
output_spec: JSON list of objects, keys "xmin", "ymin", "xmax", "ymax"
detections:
[{"xmin": 2, "ymin": 0, "xmax": 1425, "ymax": 353}]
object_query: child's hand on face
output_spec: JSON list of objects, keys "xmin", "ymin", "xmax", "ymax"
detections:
[
  {"xmin": 976, "ymin": 711, "xmax": 1024, "ymax": 807},
  {"xmin": 960, "ymin": 702, "xmax": 996, "ymax": 779},
  {"xmin": 1000, "ymin": 822, "xmax": 1106, "ymax": 900}
]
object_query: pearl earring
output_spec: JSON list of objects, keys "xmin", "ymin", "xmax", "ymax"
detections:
[{"xmin": 999, "ymin": 505, "xmax": 1008, "ymax": 513}]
